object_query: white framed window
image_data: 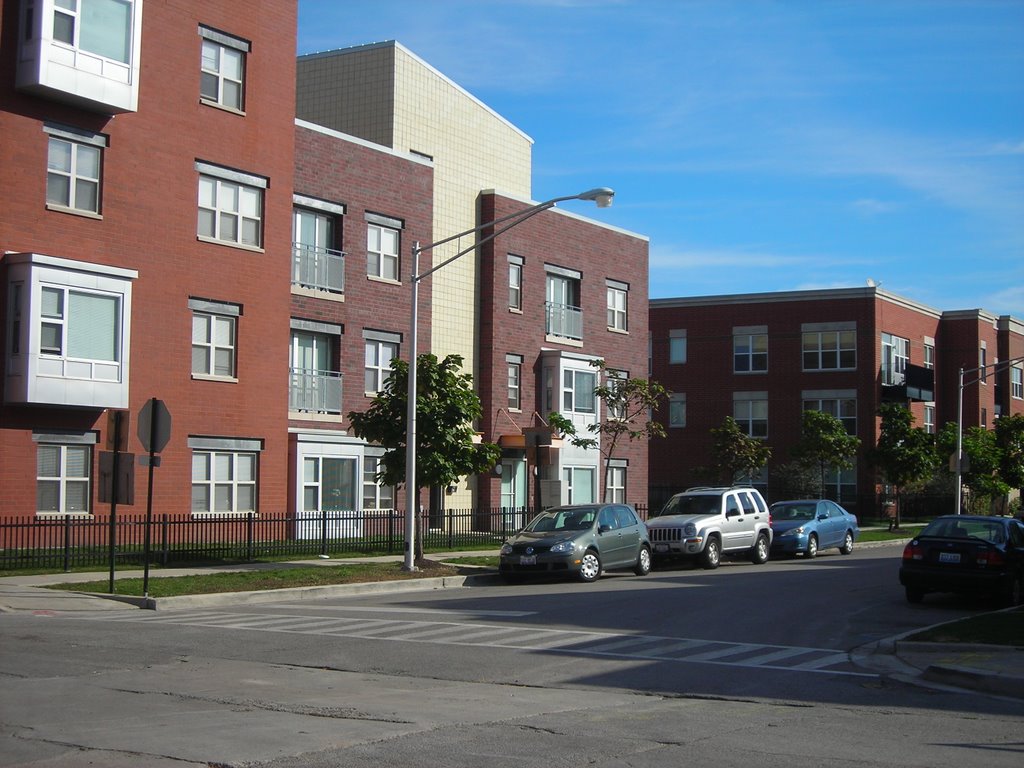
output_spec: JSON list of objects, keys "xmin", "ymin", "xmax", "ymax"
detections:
[
  {"xmin": 606, "ymin": 369, "xmax": 627, "ymax": 420},
  {"xmin": 507, "ymin": 355, "xmax": 522, "ymax": 411},
  {"xmin": 669, "ymin": 330, "xmax": 687, "ymax": 364},
  {"xmin": 734, "ymin": 329, "xmax": 767, "ymax": 373},
  {"xmin": 364, "ymin": 337, "xmax": 398, "ymax": 394},
  {"xmin": 669, "ymin": 393, "xmax": 686, "ymax": 428},
  {"xmin": 508, "ymin": 256, "xmax": 523, "ymax": 310},
  {"xmin": 924, "ymin": 404, "xmax": 935, "ymax": 434},
  {"xmin": 196, "ymin": 162, "xmax": 266, "ymax": 248},
  {"xmin": 290, "ymin": 323, "xmax": 342, "ymax": 414},
  {"xmin": 563, "ymin": 368, "xmax": 596, "ymax": 414},
  {"xmin": 546, "ymin": 269, "xmax": 582, "ymax": 340},
  {"xmin": 979, "ymin": 344, "xmax": 988, "ymax": 384},
  {"xmin": 607, "ymin": 281, "xmax": 628, "ymax": 332},
  {"xmin": 802, "ymin": 395, "xmax": 857, "ymax": 435},
  {"xmin": 734, "ymin": 395, "xmax": 768, "ymax": 438},
  {"xmin": 882, "ymin": 333, "xmax": 909, "ymax": 386},
  {"xmin": 1012, "ymin": 366, "xmax": 1023, "ymax": 400},
  {"xmin": 46, "ymin": 129, "xmax": 104, "ymax": 214},
  {"xmin": 362, "ymin": 456, "xmax": 394, "ymax": 510},
  {"xmin": 199, "ymin": 26, "xmax": 249, "ymax": 111},
  {"xmin": 39, "ymin": 284, "xmax": 120, "ymax": 363},
  {"xmin": 924, "ymin": 343, "xmax": 935, "ymax": 369},
  {"xmin": 605, "ymin": 464, "xmax": 626, "ymax": 504},
  {"xmin": 191, "ymin": 300, "xmax": 238, "ymax": 378},
  {"xmin": 36, "ymin": 438, "xmax": 93, "ymax": 515},
  {"xmin": 367, "ymin": 222, "xmax": 400, "ymax": 281},
  {"xmin": 803, "ymin": 328, "xmax": 856, "ymax": 371},
  {"xmin": 191, "ymin": 448, "xmax": 257, "ymax": 514},
  {"xmin": 293, "ymin": 204, "xmax": 344, "ymax": 293},
  {"xmin": 53, "ymin": 0, "xmax": 134, "ymax": 64},
  {"xmin": 563, "ymin": 466, "xmax": 595, "ymax": 505}
]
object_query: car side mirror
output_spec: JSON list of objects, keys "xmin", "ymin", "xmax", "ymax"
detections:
[{"xmin": 599, "ymin": 524, "xmax": 612, "ymax": 534}]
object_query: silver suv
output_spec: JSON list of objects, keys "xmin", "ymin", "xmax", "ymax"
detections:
[{"xmin": 646, "ymin": 486, "xmax": 772, "ymax": 569}]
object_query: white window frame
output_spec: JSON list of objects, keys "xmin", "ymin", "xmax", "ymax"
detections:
[
  {"xmin": 734, "ymin": 329, "xmax": 768, "ymax": 373},
  {"xmin": 35, "ymin": 433, "xmax": 95, "ymax": 516},
  {"xmin": 507, "ymin": 355, "xmax": 522, "ymax": 411},
  {"xmin": 605, "ymin": 464, "xmax": 626, "ymax": 504},
  {"xmin": 191, "ymin": 302, "xmax": 237, "ymax": 380},
  {"xmin": 606, "ymin": 281, "xmax": 628, "ymax": 332},
  {"xmin": 563, "ymin": 466, "xmax": 595, "ymax": 505},
  {"xmin": 508, "ymin": 255, "xmax": 523, "ymax": 310},
  {"xmin": 606, "ymin": 369, "xmax": 627, "ymax": 420},
  {"xmin": 734, "ymin": 395, "xmax": 768, "ymax": 439},
  {"xmin": 367, "ymin": 222, "xmax": 400, "ymax": 281},
  {"xmin": 52, "ymin": 0, "xmax": 135, "ymax": 65},
  {"xmin": 190, "ymin": 444, "xmax": 258, "ymax": 515},
  {"xmin": 924, "ymin": 404, "xmax": 935, "ymax": 434},
  {"xmin": 882, "ymin": 333, "xmax": 909, "ymax": 386},
  {"xmin": 364, "ymin": 337, "xmax": 399, "ymax": 394},
  {"xmin": 562, "ymin": 368, "xmax": 596, "ymax": 415},
  {"xmin": 669, "ymin": 393, "xmax": 686, "ymax": 428},
  {"xmin": 362, "ymin": 455, "xmax": 395, "ymax": 510},
  {"xmin": 45, "ymin": 127, "xmax": 105, "ymax": 215},
  {"xmin": 802, "ymin": 395, "xmax": 857, "ymax": 435},
  {"xmin": 199, "ymin": 26, "xmax": 249, "ymax": 112},
  {"xmin": 196, "ymin": 162, "xmax": 266, "ymax": 249},
  {"xmin": 803, "ymin": 328, "xmax": 856, "ymax": 371},
  {"xmin": 1012, "ymin": 366, "xmax": 1023, "ymax": 400},
  {"xmin": 979, "ymin": 344, "xmax": 988, "ymax": 384},
  {"xmin": 669, "ymin": 330, "xmax": 687, "ymax": 364}
]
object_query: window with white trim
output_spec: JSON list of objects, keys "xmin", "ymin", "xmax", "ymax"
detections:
[
  {"xmin": 53, "ymin": 0, "xmax": 133, "ymax": 64},
  {"xmin": 507, "ymin": 356, "xmax": 522, "ymax": 411},
  {"xmin": 734, "ymin": 329, "xmax": 767, "ymax": 373},
  {"xmin": 191, "ymin": 449, "xmax": 257, "ymax": 514},
  {"xmin": 367, "ymin": 222, "xmax": 399, "ymax": 281},
  {"xmin": 508, "ymin": 256, "xmax": 523, "ymax": 310},
  {"xmin": 924, "ymin": 343, "xmax": 935, "ymax": 369},
  {"xmin": 37, "ymin": 440, "xmax": 91, "ymax": 515},
  {"xmin": 606, "ymin": 369, "xmax": 627, "ymax": 420},
  {"xmin": 605, "ymin": 464, "xmax": 626, "ymax": 504},
  {"xmin": 734, "ymin": 396, "xmax": 768, "ymax": 438},
  {"xmin": 199, "ymin": 26, "xmax": 248, "ymax": 111},
  {"xmin": 924, "ymin": 405, "xmax": 935, "ymax": 434},
  {"xmin": 196, "ymin": 163, "xmax": 265, "ymax": 248},
  {"xmin": 46, "ymin": 129, "xmax": 105, "ymax": 214},
  {"xmin": 1012, "ymin": 366, "xmax": 1023, "ymax": 400},
  {"xmin": 362, "ymin": 456, "xmax": 394, "ymax": 510},
  {"xmin": 364, "ymin": 337, "xmax": 398, "ymax": 394},
  {"xmin": 563, "ymin": 466, "xmax": 595, "ymax": 505},
  {"xmin": 803, "ymin": 328, "xmax": 856, "ymax": 371},
  {"xmin": 40, "ymin": 284, "xmax": 120, "ymax": 363},
  {"xmin": 979, "ymin": 344, "xmax": 987, "ymax": 384},
  {"xmin": 606, "ymin": 281, "xmax": 628, "ymax": 332},
  {"xmin": 563, "ymin": 368, "xmax": 596, "ymax": 414},
  {"xmin": 669, "ymin": 330, "xmax": 687, "ymax": 364},
  {"xmin": 191, "ymin": 306, "xmax": 236, "ymax": 378},
  {"xmin": 882, "ymin": 333, "xmax": 909, "ymax": 386},
  {"xmin": 802, "ymin": 396, "xmax": 857, "ymax": 435}
]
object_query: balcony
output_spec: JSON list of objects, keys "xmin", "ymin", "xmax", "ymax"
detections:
[
  {"xmin": 289, "ymin": 368, "xmax": 342, "ymax": 414},
  {"xmin": 545, "ymin": 302, "xmax": 583, "ymax": 341},
  {"xmin": 292, "ymin": 243, "xmax": 344, "ymax": 294}
]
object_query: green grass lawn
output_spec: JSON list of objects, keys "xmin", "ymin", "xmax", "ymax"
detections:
[{"xmin": 907, "ymin": 608, "xmax": 1024, "ymax": 646}]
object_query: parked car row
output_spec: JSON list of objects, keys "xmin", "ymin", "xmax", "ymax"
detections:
[{"xmin": 498, "ymin": 487, "xmax": 862, "ymax": 584}]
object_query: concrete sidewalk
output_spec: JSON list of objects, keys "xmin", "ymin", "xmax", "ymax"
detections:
[{"xmin": 2, "ymin": 550, "xmax": 1022, "ymax": 701}]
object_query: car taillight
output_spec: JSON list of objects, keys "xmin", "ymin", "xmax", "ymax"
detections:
[
  {"xmin": 977, "ymin": 549, "xmax": 1004, "ymax": 567},
  {"xmin": 902, "ymin": 541, "xmax": 923, "ymax": 561}
]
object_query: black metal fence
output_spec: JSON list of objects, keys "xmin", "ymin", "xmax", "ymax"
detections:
[{"xmin": 0, "ymin": 504, "xmax": 647, "ymax": 572}]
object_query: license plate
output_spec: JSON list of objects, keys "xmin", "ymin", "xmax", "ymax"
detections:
[
  {"xmin": 655, "ymin": 543, "xmax": 669, "ymax": 553},
  {"xmin": 938, "ymin": 552, "xmax": 961, "ymax": 564},
  {"xmin": 519, "ymin": 555, "xmax": 536, "ymax": 565}
]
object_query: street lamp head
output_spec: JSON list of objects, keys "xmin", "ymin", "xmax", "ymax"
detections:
[{"xmin": 576, "ymin": 187, "xmax": 615, "ymax": 208}]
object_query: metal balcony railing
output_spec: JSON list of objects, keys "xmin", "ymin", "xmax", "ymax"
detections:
[
  {"xmin": 545, "ymin": 301, "xmax": 583, "ymax": 340},
  {"xmin": 289, "ymin": 368, "xmax": 342, "ymax": 414},
  {"xmin": 292, "ymin": 243, "xmax": 345, "ymax": 294}
]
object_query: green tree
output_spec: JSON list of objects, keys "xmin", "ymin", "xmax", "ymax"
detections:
[
  {"xmin": 995, "ymin": 414, "xmax": 1024, "ymax": 493},
  {"xmin": 347, "ymin": 353, "xmax": 501, "ymax": 555},
  {"xmin": 708, "ymin": 416, "xmax": 772, "ymax": 486},
  {"xmin": 790, "ymin": 410, "xmax": 861, "ymax": 499},
  {"xmin": 936, "ymin": 414, "xmax": 1024, "ymax": 513},
  {"xmin": 548, "ymin": 360, "xmax": 668, "ymax": 501},
  {"xmin": 869, "ymin": 403, "xmax": 938, "ymax": 527}
]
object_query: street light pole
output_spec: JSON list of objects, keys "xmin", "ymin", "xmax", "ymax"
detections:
[
  {"xmin": 954, "ymin": 354, "xmax": 1024, "ymax": 515},
  {"xmin": 402, "ymin": 188, "xmax": 614, "ymax": 571}
]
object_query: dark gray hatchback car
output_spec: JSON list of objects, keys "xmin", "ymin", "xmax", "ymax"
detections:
[{"xmin": 499, "ymin": 503, "xmax": 652, "ymax": 583}]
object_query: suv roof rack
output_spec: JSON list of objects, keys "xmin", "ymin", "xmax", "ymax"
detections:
[{"xmin": 684, "ymin": 485, "xmax": 754, "ymax": 492}]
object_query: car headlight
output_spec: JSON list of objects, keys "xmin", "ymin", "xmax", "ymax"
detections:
[
  {"xmin": 549, "ymin": 539, "xmax": 576, "ymax": 554},
  {"xmin": 500, "ymin": 542, "xmax": 513, "ymax": 555},
  {"xmin": 684, "ymin": 523, "xmax": 697, "ymax": 537},
  {"xmin": 780, "ymin": 526, "xmax": 804, "ymax": 537}
]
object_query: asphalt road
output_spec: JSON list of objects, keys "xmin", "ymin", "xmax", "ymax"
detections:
[{"xmin": 2, "ymin": 543, "xmax": 1023, "ymax": 767}]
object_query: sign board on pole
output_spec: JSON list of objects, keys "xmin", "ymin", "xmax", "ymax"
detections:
[{"xmin": 138, "ymin": 399, "xmax": 172, "ymax": 453}]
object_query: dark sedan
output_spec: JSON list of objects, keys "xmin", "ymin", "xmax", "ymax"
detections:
[
  {"xmin": 899, "ymin": 515, "xmax": 1024, "ymax": 605},
  {"xmin": 499, "ymin": 503, "xmax": 651, "ymax": 583}
]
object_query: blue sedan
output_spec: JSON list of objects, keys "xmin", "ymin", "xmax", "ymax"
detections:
[{"xmin": 770, "ymin": 500, "xmax": 859, "ymax": 558}]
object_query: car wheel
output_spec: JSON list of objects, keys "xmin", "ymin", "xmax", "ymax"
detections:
[
  {"xmin": 805, "ymin": 533, "xmax": 818, "ymax": 559},
  {"xmin": 578, "ymin": 550, "xmax": 602, "ymax": 583},
  {"xmin": 750, "ymin": 533, "xmax": 770, "ymax": 564},
  {"xmin": 905, "ymin": 586, "xmax": 925, "ymax": 604},
  {"xmin": 634, "ymin": 546, "xmax": 652, "ymax": 576},
  {"xmin": 839, "ymin": 531, "xmax": 854, "ymax": 555},
  {"xmin": 701, "ymin": 537, "xmax": 721, "ymax": 570}
]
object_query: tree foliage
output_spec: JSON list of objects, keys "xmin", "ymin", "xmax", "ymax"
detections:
[
  {"xmin": 935, "ymin": 413, "xmax": 1024, "ymax": 510},
  {"xmin": 347, "ymin": 353, "xmax": 501, "ymax": 495},
  {"xmin": 790, "ymin": 410, "xmax": 861, "ymax": 499},
  {"xmin": 869, "ymin": 403, "xmax": 938, "ymax": 524},
  {"xmin": 549, "ymin": 360, "xmax": 668, "ymax": 501},
  {"xmin": 707, "ymin": 416, "xmax": 772, "ymax": 486}
]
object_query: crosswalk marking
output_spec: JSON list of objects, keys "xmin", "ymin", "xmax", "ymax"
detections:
[{"xmin": 79, "ymin": 610, "xmax": 873, "ymax": 677}]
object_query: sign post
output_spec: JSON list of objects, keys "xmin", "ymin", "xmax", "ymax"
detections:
[{"xmin": 138, "ymin": 398, "xmax": 171, "ymax": 598}]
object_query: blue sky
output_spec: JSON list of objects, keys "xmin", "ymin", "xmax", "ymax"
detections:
[{"xmin": 297, "ymin": 1, "xmax": 1024, "ymax": 317}]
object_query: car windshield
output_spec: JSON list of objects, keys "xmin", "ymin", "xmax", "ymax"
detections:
[
  {"xmin": 651, "ymin": 495, "xmax": 719, "ymax": 518},
  {"xmin": 525, "ymin": 507, "xmax": 597, "ymax": 532},
  {"xmin": 920, "ymin": 518, "xmax": 1006, "ymax": 544},
  {"xmin": 772, "ymin": 504, "xmax": 816, "ymax": 521}
]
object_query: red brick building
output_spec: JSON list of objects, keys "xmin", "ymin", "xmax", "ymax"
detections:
[{"xmin": 649, "ymin": 288, "xmax": 1024, "ymax": 511}]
